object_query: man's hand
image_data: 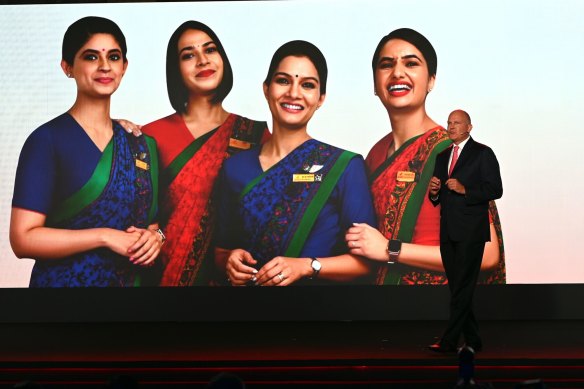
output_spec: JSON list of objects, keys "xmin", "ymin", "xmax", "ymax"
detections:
[{"xmin": 445, "ymin": 178, "xmax": 466, "ymax": 195}]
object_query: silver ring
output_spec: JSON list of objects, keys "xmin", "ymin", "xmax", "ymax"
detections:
[{"xmin": 277, "ymin": 273, "xmax": 284, "ymax": 282}]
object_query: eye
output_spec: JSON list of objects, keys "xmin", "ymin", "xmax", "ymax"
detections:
[
  {"xmin": 274, "ymin": 77, "xmax": 289, "ymax": 85},
  {"xmin": 205, "ymin": 46, "xmax": 218, "ymax": 54},
  {"xmin": 302, "ymin": 81, "xmax": 316, "ymax": 89},
  {"xmin": 83, "ymin": 54, "xmax": 98, "ymax": 61},
  {"xmin": 109, "ymin": 53, "xmax": 121, "ymax": 61},
  {"xmin": 180, "ymin": 52, "xmax": 195, "ymax": 61},
  {"xmin": 406, "ymin": 60, "xmax": 421, "ymax": 67},
  {"xmin": 378, "ymin": 61, "xmax": 393, "ymax": 69}
]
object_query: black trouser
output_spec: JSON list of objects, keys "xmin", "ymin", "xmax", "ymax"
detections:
[{"xmin": 440, "ymin": 239, "xmax": 486, "ymax": 347}]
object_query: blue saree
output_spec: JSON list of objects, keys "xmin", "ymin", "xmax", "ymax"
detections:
[
  {"xmin": 215, "ymin": 139, "xmax": 376, "ymax": 277},
  {"xmin": 15, "ymin": 117, "xmax": 158, "ymax": 287}
]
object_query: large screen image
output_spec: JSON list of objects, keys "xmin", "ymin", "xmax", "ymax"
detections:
[{"xmin": 1, "ymin": 0, "xmax": 582, "ymax": 288}]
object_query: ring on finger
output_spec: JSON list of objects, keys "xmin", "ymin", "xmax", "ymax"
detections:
[{"xmin": 277, "ymin": 273, "xmax": 284, "ymax": 282}]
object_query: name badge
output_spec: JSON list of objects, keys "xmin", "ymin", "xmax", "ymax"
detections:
[
  {"xmin": 229, "ymin": 138, "xmax": 252, "ymax": 150},
  {"xmin": 135, "ymin": 159, "xmax": 149, "ymax": 170},
  {"xmin": 293, "ymin": 174, "xmax": 315, "ymax": 182},
  {"xmin": 397, "ymin": 171, "xmax": 415, "ymax": 182}
]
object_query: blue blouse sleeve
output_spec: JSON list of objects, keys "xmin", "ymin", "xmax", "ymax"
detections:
[
  {"xmin": 12, "ymin": 127, "xmax": 56, "ymax": 215},
  {"xmin": 336, "ymin": 156, "xmax": 377, "ymax": 229}
]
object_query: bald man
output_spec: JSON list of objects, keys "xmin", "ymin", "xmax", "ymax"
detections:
[{"xmin": 428, "ymin": 110, "xmax": 503, "ymax": 353}]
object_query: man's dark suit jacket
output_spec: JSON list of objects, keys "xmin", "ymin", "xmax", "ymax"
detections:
[{"xmin": 430, "ymin": 137, "xmax": 503, "ymax": 242}]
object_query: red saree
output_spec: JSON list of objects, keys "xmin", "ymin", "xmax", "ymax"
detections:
[
  {"xmin": 142, "ymin": 113, "xmax": 268, "ymax": 286},
  {"xmin": 367, "ymin": 127, "xmax": 506, "ymax": 285}
]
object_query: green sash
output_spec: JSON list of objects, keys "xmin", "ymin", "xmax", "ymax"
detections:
[
  {"xmin": 163, "ymin": 128, "xmax": 217, "ymax": 186},
  {"xmin": 284, "ymin": 150, "xmax": 356, "ymax": 257},
  {"xmin": 48, "ymin": 135, "xmax": 158, "ymax": 225},
  {"xmin": 382, "ymin": 138, "xmax": 451, "ymax": 285},
  {"xmin": 239, "ymin": 150, "xmax": 356, "ymax": 257}
]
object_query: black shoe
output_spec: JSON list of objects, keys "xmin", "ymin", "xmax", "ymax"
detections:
[
  {"xmin": 427, "ymin": 341, "xmax": 457, "ymax": 353},
  {"xmin": 464, "ymin": 343, "xmax": 483, "ymax": 352}
]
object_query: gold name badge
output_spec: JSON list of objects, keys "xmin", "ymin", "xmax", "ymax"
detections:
[
  {"xmin": 397, "ymin": 171, "xmax": 415, "ymax": 182},
  {"xmin": 135, "ymin": 159, "xmax": 149, "ymax": 171},
  {"xmin": 229, "ymin": 138, "xmax": 252, "ymax": 150},
  {"xmin": 293, "ymin": 174, "xmax": 315, "ymax": 182}
]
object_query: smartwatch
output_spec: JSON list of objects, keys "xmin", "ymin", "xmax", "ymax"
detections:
[
  {"xmin": 310, "ymin": 257, "xmax": 322, "ymax": 279},
  {"xmin": 386, "ymin": 239, "xmax": 401, "ymax": 264}
]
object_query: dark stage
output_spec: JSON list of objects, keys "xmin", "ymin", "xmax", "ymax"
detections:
[
  {"xmin": 1, "ymin": 286, "xmax": 584, "ymax": 388},
  {"xmin": 1, "ymin": 321, "xmax": 584, "ymax": 387}
]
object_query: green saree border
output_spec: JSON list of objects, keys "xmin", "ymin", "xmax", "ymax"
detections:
[
  {"xmin": 383, "ymin": 137, "xmax": 452, "ymax": 285},
  {"xmin": 369, "ymin": 133, "xmax": 423, "ymax": 183},
  {"xmin": 163, "ymin": 128, "xmax": 217, "ymax": 186},
  {"xmin": 284, "ymin": 150, "xmax": 357, "ymax": 257},
  {"xmin": 48, "ymin": 139, "xmax": 114, "ymax": 224},
  {"xmin": 145, "ymin": 135, "xmax": 159, "ymax": 224}
]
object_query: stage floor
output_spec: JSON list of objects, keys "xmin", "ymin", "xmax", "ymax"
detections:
[{"xmin": 1, "ymin": 320, "xmax": 583, "ymax": 387}]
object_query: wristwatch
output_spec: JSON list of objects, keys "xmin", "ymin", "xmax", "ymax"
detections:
[
  {"xmin": 155, "ymin": 228, "xmax": 166, "ymax": 245},
  {"xmin": 386, "ymin": 239, "xmax": 401, "ymax": 264},
  {"xmin": 310, "ymin": 257, "xmax": 322, "ymax": 279}
]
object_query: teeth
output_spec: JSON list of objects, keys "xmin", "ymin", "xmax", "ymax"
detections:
[
  {"xmin": 388, "ymin": 84, "xmax": 412, "ymax": 91},
  {"xmin": 282, "ymin": 103, "xmax": 303, "ymax": 110}
]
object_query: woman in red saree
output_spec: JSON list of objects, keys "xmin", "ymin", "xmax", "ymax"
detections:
[
  {"xmin": 345, "ymin": 28, "xmax": 505, "ymax": 285},
  {"xmin": 141, "ymin": 21, "xmax": 268, "ymax": 286}
]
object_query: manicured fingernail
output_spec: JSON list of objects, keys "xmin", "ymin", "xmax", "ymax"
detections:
[{"xmin": 252, "ymin": 269, "xmax": 258, "ymax": 274}]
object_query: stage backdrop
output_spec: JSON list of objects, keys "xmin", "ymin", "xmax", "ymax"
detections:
[{"xmin": 1, "ymin": 0, "xmax": 582, "ymax": 287}]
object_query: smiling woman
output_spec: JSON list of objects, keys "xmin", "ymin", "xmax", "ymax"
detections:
[
  {"xmin": 345, "ymin": 28, "xmax": 506, "ymax": 285},
  {"xmin": 9, "ymin": 16, "xmax": 163, "ymax": 287},
  {"xmin": 140, "ymin": 21, "xmax": 269, "ymax": 286},
  {"xmin": 214, "ymin": 40, "xmax": 377, "ymax": 286}
]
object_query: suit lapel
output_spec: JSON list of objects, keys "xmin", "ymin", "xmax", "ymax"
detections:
[{"xmin": 451, "ymin": 137, "xmax": 475, "ymax": 175}]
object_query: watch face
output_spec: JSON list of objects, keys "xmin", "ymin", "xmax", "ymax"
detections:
[
  {"xmin": 389, "ymin": 239, "xmax": 401, "ymax": 252},
  {"xmin": 312, "ymin": 259, "xmax": 322, "ymax": 272}
]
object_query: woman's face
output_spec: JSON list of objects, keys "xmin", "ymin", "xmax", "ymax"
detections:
[
  {"xmin": 177, "ymin": 29, "xmax": 224, "ymax": 96},
  {"xmin": 263, "ymin": 55, "xmax": 325, "ymax": 130},
  {"xmin": 61, "ymin": 33, "xmax": 127, "ymax": 98},
  {"xmin": 374, "ymin": 38, "xmax": 435, "ymax": 112}
]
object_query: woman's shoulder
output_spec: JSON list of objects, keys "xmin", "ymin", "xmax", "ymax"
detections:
[
  {"xmin": 141, "ymin": 113, "xmax": 181, "ymax": 137},
  {"xmin": 23, "ymin": 113, "xmax": 76, "ymax": 147},
  {"xmin": 231, "ymin": 113, "xmax": 267, "ymax": 127}
]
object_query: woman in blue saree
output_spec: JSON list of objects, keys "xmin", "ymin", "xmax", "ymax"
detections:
[
  {"xmin": 214, "ymin": 40, "xmax": 376, "ymax": 285},
  {"xmin": 10, "ymin": 17, "xmax": 163, "ymax": 287}
]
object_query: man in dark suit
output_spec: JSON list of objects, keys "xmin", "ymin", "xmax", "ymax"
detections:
[{"xmin": 427, "ymin": 109, "xmax": 503, "ymax": 353}]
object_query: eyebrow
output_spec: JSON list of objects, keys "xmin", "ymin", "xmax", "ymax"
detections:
[
  {"xmin": 274, "ymin": 71, "xmax": 319, "ymax": 83},
  {"xmin": 378, "ymin": 54, "xmax": 423, "ymax": 63},
  {"xmin": 179, "ymin": 41, "xmax": 215, "ymax": 54},
  {"xmin": 80, "ymin": 48, "xmax": 121, "ymax": 56}
]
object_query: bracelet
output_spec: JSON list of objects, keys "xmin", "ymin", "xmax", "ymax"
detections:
[{"xmin": 155, "ymin": 228, "xmax": 166, "ymax": 245}]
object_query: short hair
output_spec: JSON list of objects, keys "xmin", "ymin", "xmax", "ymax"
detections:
[
  {"xmin": 166, "ymin": 21, "xmax": 233, "ymax": 113},
  {"xmin": 62, "ymin": 16, "xmax": 127, "ymax": 66},
  {"xmin": 263, "ymin": 40, "xmax": 328, "ymax": 95},
  {"xmin": 371, "ymin": 28, "xmax": 437, "ymax": 80}
]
